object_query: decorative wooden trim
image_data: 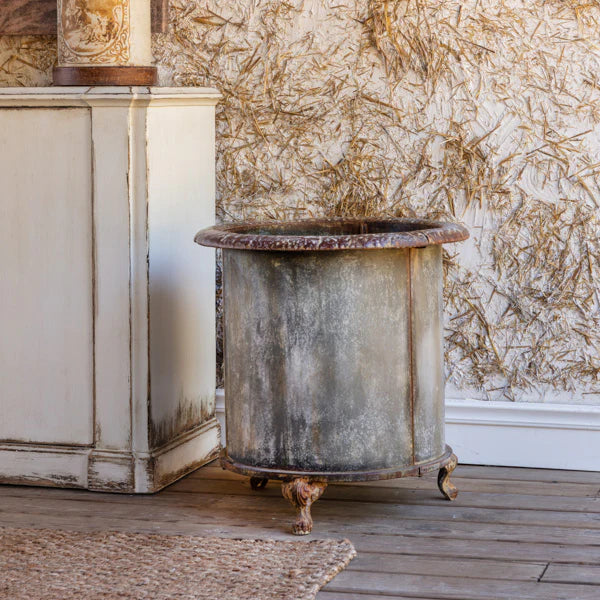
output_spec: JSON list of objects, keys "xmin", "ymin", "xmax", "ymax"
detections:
[
  {"xmin": 145, "ymin": 419, "xmax": 221, "ymax": 492},
  {"xmin": 151, "ymin": 0, "xmax": 168, "ymax": 34},
  {"xmin": 0, "ymin": 444, "xmax": 90, "ymax": 489},
  {"xmin": 0, "ymin": 0, "xmax": 168, "ymax": 35},
  {"xmin": 0, "ymin": 419, "xmax": 220, "ymax": 493},
  {"xmin": 90, "ymin": 419, "xmax": 221, "ymax": 493},
  {"xmin": 88, "ymin": 450, "xmax": 135, "ymax": 492},
  {"xmin": 53, "ymin": 66, "xmax": 158, "ymax": 86}
]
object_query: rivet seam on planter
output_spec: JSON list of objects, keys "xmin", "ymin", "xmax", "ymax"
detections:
[{"xmin": 408, "ymin": 247, "xmax": 416, "ymax": 467}]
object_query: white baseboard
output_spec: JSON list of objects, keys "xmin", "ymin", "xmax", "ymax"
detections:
[
  {"xmin": 445, "ymin": 398, "xmax": 600, "ymax": 471},
  {"xmin": 216, "ymin": 389, "xmax": 600, "ymax": 471}
]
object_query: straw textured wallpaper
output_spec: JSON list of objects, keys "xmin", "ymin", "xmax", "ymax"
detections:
[{"xmin": 2, "ymin": 0, "xmax": 600, "ymax": 403}]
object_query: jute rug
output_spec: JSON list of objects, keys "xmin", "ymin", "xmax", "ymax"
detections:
[{"xmin": 0, "ymin": 526, "xmax": 356, "ymax": 600}]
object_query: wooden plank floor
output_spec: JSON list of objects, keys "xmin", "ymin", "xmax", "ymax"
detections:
[{"xmin": 1, "ymin": 461, "xmax": 600, "ymax": 599}]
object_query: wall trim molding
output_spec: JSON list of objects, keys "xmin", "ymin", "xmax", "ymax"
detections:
[
  {"xmin": 445, "ymin": 398, "xmax": 600, "ymax": 471},
  {"xmin": 216, "ymin": 389, "xmax": 600, "ymax": 471},
  {"xmin": 0, "ymin": 444, "xmax": 89, "ymax": 489}
]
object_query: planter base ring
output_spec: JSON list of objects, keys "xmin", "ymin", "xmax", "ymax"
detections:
[{"xmin": 221, "ymin": 445, "xmax": 456, "ymax": 483}]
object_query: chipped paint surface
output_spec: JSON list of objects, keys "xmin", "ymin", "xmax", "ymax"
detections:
[
  {"xmin": 2, "ymin": 0, "xmax": 600, "ymax": 403},
  {"xmin": 150, "ymin": 395, "xmax": 215, "ymax": 448},
  {"xmin": 0, "ymin": 89, "xmax": 219, "ymax": 491}
]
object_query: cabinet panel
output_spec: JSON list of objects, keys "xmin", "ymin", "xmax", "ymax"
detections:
[
  {"xmin": 147, "ymin": 105, "xmax": 216, "ymax": 448},
  {"xmin": 0, "ymin": 108, "xmax": 94, "ymax": 445}
]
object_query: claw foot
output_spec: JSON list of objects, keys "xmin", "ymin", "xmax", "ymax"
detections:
[
  {"xmin": 438, "ymin": 453, "xmax": 458, "ymax": 501},
  {"xmin": 281, "ymin": 478, "xmax": 327, "ymax": 535}
]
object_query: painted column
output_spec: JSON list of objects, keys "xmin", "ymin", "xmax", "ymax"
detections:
[{"xmin": 54, "ymin": 0, "xmax": 156, "ymax": 85}]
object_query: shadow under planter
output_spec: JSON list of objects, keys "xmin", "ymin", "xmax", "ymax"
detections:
[{"xmin": 195, "ymin": 218, "xmax": 469, "ymax": 534}]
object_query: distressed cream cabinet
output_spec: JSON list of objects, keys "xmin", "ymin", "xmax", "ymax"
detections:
[{"xmin": 0, "ymin": 87, "xmax": 221, "ymax": 492}]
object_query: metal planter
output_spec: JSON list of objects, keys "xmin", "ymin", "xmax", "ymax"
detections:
[{"xmin": 195, "ymin": 218, "xmax": 469, "ymax": 534}]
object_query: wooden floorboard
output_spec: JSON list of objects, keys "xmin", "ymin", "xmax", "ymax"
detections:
[
  {"xmin": 3, "ymin": 490, "xmax": 600, "ymax": 539},
  {"xmin": 320, "ymin": 596, "xmax": 436, "ymax": 600},
  {"xmin": 444, "ymin": 465, "xmax": 600, "ymax": 485},
  {"xmin": 323, "ymin": 571, "xmax": 600, "ymax": 599},
  {"xmin": 542, "ymin": 563, "xmax": 600, "ymax": 585},
  {"xmin": 1, "ymin": 460, "xmax": 600, "ymax": 600},
  {"xmin": 347, "ymin": 553, "xmax": 546, "ymax": 581}
]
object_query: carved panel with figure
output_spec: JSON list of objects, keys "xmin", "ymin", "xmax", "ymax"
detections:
[{"xmin": 58, "ymin": 0, "xmax": 130, "ymax": 64}]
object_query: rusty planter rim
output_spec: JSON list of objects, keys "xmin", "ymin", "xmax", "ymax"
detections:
[
  {"xmin": 220, "ymin": 445, "xmax": 455, "ymax": 482},
  {"xmin": 195, "ymin": 217, "xmax": 469, "ymax": 252}
]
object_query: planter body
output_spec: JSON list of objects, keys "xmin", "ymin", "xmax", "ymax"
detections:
[
  {"xmin": 197, "ymin": 218, "xmax": 468, "ymax": 533},
  {"xmin": 223, "ymin": 245, "xmax": 445, "ymax": 474},
  {"xmin": 197, "ymin": 218, "xmax": 468, "ymax": 482}
]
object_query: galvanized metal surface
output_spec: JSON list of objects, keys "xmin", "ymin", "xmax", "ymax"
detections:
[
  {"xmin": 195, "ymin": 218, "xmax": 468, "ymax": 476},
  {"xmin": 223, "ymin": 245, "xmax": 446, "ymax": 473}
]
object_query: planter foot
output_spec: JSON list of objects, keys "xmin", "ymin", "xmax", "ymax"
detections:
[
  {"xmin": 281, "ymin": 478, "xmax": 327, "ymax": 535},
  {"xmin": 438, "ymin": 453, "xmax": 458, "ymax": 501},
  {"xmin": 250, "ymin": 476, "xmax": 268, "ymax": 490}
]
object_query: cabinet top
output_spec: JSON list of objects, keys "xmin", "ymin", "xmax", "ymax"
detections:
[{"xmin": 0, "ymin": 87, "xmax": 222, "ymax": 107}]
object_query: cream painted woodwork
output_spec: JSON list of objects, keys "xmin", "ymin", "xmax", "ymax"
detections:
[
  {"xmin": 0, "ymin": 87, "xmax": 221, "ymax": 492},
  {"xmin": 0, "ymin": 107, "xmax": 93, "ymax": 446}
]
